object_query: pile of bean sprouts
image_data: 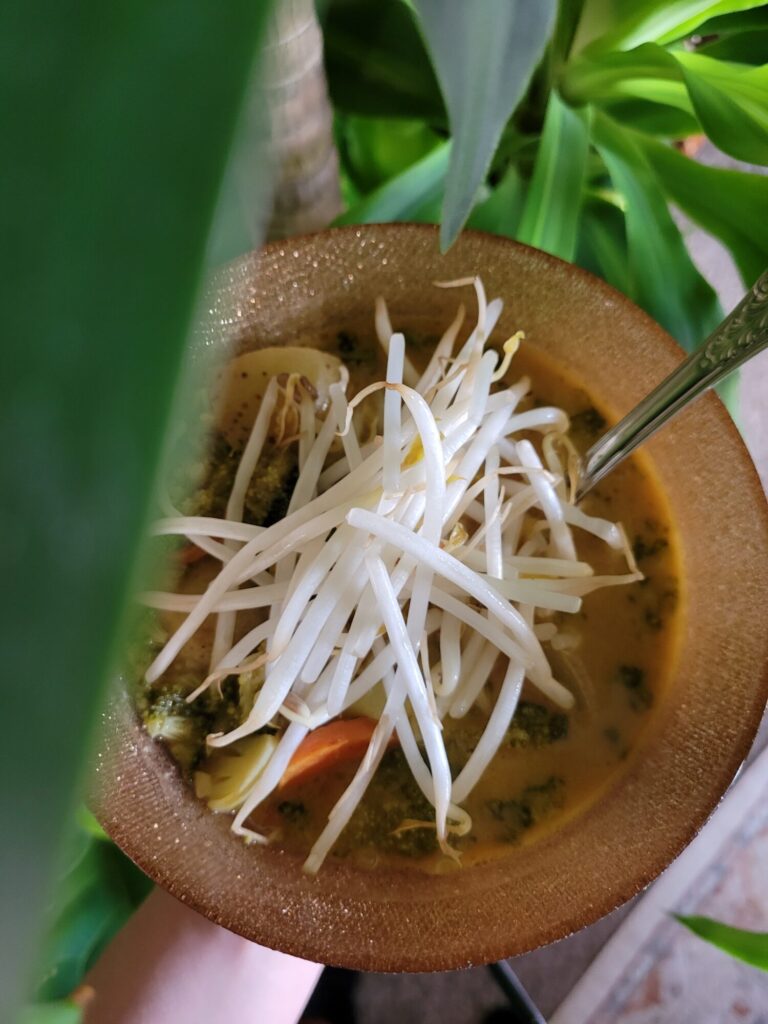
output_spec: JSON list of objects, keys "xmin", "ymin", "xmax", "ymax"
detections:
[{"xmin": 142, "ymin": 278, "xmax": 641, "ymax": 874}]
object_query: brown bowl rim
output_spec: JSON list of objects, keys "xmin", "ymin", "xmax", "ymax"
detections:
[{"xmin": 93, "ymin": 223, "xmax": 768, "ymax": 971}]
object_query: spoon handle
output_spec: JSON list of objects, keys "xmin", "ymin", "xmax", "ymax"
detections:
[{"xmin": 577, "ymin": 268, "xmax": 768, "ymax": 500}]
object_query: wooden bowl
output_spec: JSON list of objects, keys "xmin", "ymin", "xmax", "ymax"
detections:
[{"xmin": 93, "ymin": 225, "xmax": 768, "ymax": 971}]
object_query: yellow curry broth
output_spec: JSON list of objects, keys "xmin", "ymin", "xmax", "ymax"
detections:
[
  {"xmin": 141, "ymin": 326, "xmax": 681, "ymax": 872},
  {"xmin": 242, "ymin": 338, "xmax": 682, "ymax": 872}
]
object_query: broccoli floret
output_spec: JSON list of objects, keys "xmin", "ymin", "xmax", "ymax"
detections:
[
  {"xmin": 443, "ymin": 715, "xmax": 485, "ymax": 774},
  {"xmin": 488, "ymin": 776, "xmax": 565, "ymax": 842},
  {"xmin": 617, "ymin": 664, "xmax": 653, "ymax": 711},
  {"xmin": 335, "ymin": 750, "xmax": 440, "ymax": 858},
  {"xmin": 141, "ymin": 690, "xmax": 210, "ymax": 772},
  {"xmin": 444, "ymin": 705, "xmax": 567, "ymax": 772},
  {"xmin": 244, "ymin": 442, "xmax": 298, "ymax": 526},
  {"xmin": 336, "ymin": 330, "xmax": 357, "ymax": 356},
  {"xmin": 137, "ymin": 676, "xmax": 240, "ymax": 772},
  {"xmin": 507, "ymin": 701, "xmax": 569, "ymax": 748},
  {"xmin": 136, "ymin": 659, "xmax": 270, "ymax": 775},
  {"xmin": 334, "ymin": 329, "xmax": 379, "ymax": 369},
  {"xmin": 570, "ymin": 406, "xmax": 606, "ymax": 439},
  {"xmin": 177, "ymin": 433, "xmax": 239, "ymax": 519},
  {"xmin": 487, "ymin": 798, "xmax": 530, "ymax": 841},
  {"xmin": 175, "ymin": 432, "xmax": 298, "ymax": 529},
  {"xmin": 523, "ymin": 777, "xmax": 565, "ymax": 823},
  {"xmin": 640, "ymin": 585, "xmax": 677, "ymax": 632},
  {"xmin": 632, "ymin": 535, "xmax": 669, "ymax": 562},
  {"xmin": 278, "ymin": 800, "xmax": 308, "ymax": 825}
]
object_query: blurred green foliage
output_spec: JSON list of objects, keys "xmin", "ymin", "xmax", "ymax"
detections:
[
  {"xmin": 675, "ymin": 915, "xmax": 768, "ymax": 970},
  {"xmin": 2, "ymin": 1, "xmax": 274, "ymax": 1020},
  {"xmin": 18, "ymin": 1005, "xmax": 82, "ymax": 1024},
  {"xmin": 328, "ymin": 0, "xmax": 768, "ymax": 352},
  {"xmin": 35, "ymin": 813, "xmax": 153, "ymax": 1004},
  {"xmin": 16, "ymin": 2, "xmax": 768, "ymax": 1016},
  {"xmin": 413, "ymin": 0, "xmax": 558, "ymax": 247}
]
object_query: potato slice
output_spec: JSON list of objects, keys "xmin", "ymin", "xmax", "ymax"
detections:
[{"xmin": 214, "ymin": 346, "xmax": 342, "ymax": 448}]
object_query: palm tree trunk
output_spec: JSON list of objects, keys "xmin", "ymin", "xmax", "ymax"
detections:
[{"xmin": 263, "ymin": 0, "xmax": 342, "ymax": 239}]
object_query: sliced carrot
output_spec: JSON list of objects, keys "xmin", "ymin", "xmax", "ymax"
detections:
[
  {"xmin": 179, "ymin": 541, "xmax": 207, "ymax": 566},
  {"xmin": 278, "ymin": 717, "xmax": 396, "ymax": 790}
]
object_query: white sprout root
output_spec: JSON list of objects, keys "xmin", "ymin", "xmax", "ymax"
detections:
[{"xmin": 142, "ymin": 279, "xmax": 642, "ymax": 874}]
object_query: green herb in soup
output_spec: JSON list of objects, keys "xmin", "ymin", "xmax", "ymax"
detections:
[{"xmin": 133, "ymin": 279, "xmax": 681, "ymax": 874}]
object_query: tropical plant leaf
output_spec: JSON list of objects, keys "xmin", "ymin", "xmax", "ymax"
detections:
[
  {"xmin": 592, "ymin": 112, "xmax": 723, "ymax": 349},
  {"xmin": 700, "ymin": 7, "xmax": 768, "ymax": 66},
  {"xmin": 563, "ymin": 42, "xmax": 768, "ymax": 163},
  {"xmin": 560, "ymin": 42, "xmax": 684, "ymax": 106},
  {"xmin": 561, "ymin": 42, "xmax": 684, "ymax": 107},
  {"xmin": 676, "ymin": 52, "xmax": 768, "ymax": 164},
  {"xmin": 516, "ymin": 92, "xmax": 591, "ymax": 261},
  {"xmin": 334, "ymin": 141, "xmax": 451, "ymax": 225},
  {"xmin": 639, "ymin": 135, "xmax": 768, "ymax": 284},
  {"xmin": 413, "ymin": 0, "xmax": 557, "ymax": 248},
  {"xmin": 488, "ymin": 125, "xmax": 538, "ymax": 180},
  {"xmin": 695, "ymin": 4, "xmax": 768, "ymax": 36},
  {"xmin": 323, "ymin": 0, "xmax": 445, "ymax": 120},
  {"xmin": 0, "ymin": 1, "xmax": 273, "ymax": 1018},
  {"xmin": 338, "ymin": 115, "xmax": 442, "ymax": 192},
  {"xmin": 74, "ymin": 807, "xmax": 110, "ymax": 843},
  {"xmin": 576, "ymin": 199, "xmax": 633, "ymax": 296},
  {"xmin": 467, "ymin": 166, "xmax": 527, "ymax": 237},
  {"xmin": 601, "ymin": 97, "xmax": 701, "ymax": 137},
  {"xmin": 675, "ymin": 915, "xmax": 768, "ymax": 970},
  {"xmin": 18, "ymin": 1003, "xmax": 81, "ymax": 1024},
  {"xmin": 552, "ymin": 0, "xmax": 587, "ymax": 66},
  {"xmin": 586, "ymin": 1, "xmax": 767, "ymax": 54},
  {"xmin": 608, "ymin": 78, "xmax": 696, "ymax": 115},
  {"xmin": 699, "ymin": 28, "xmax": 768, "ymax": 64},
  {"xmin": 35, "ymin": 830, "xmax": 152, "ymax": 1003}
]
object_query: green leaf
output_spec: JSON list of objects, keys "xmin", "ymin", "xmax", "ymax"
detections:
[
  {"xmin": 576, "ymin": 199, "xmax": 633, "ymax": 296},
  {"xmin": 675, "ymin": 915, "xmax": 768, "ymax": 970},
  {"xmin": 488, "ymin": 125, "xmax": 538, "ymax": 179},
  {"xmin": 609, "ymin": 78, "xmax": 695, "ymax": 115},
  {"xmin": 639, "ymin": 135, "xmax": 768, "ymax": 284},
  {"xmin": 0, "ymin": 1, "xmax": 274, "ymax": 1018},
  {"xmin": 334, "ymin": 141, "xmax": 451, "ymax": 225},
  {"xmin": 676, "ymin": 52, "xmax": 768, "ymax": 164},
  {"xmin": 467, "ymin": 166, "xmax": 527, "ymax": 237},
  {"xmin": 592, "ymin": 112, "xmax": 723, "ymax": 349},
  {"xmin": 323, "ymin": 0, "xmax": 445, "ymax": 120},
  {"xmin": 560, "ymin": 43, "xmax": 687, "ymax": 107},
  {"xmin": 517, "ymin": 92, "xmax": 591, "ymax": 260},
  {"xmin": 699, "ymin": 28, "xmax": 768, "ymax": 65},
  {"xmin": 695, "ymin": 5, "xmax": 768, "ymax": 36},
  {"xmin": 586, "ymin": 1, "xmax": 767, "ymax": 53},
  {"xmin": 414, "ymin": 0, "xmax": 557, "ymax": 248},
  {"xmin": 696, "ymin": 5, "xmax": 768, "ymax": 65},
  {"xmin": 35, "ymin": 830, "xmax": 153, "ymax": 1002},
  {"xmin": 18, "ymin": 1003, "xmax": 81, "ymax": 1024},
  {"xmin": 74, "ymin": 808, "xmax": 110, "ymax": 843},
  {"xmin": 600, "ymin": 98, "xmax": 701, "ymax": 138},
  {"xmin": 552, "ymin": 0, "xmax": 587, "ymax": 66},
  {"xmin": 563, "ymin": 42, "xmax": 768, "ymax": 163},
  {"xmin": 338, "ymin": 115, "xmax": 442, "ymax": 192}
]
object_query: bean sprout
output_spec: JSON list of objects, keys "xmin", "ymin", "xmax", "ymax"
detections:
[{"xmin": 141, "ymin": 280, "xmax": 643, "ymax": 872}]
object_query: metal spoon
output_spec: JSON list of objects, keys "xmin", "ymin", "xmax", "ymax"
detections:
[{"xmin": 576, "ymin": 269, "xmax": 768, "ymax": 501}]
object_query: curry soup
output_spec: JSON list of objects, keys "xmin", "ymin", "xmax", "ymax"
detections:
[{"xmin": 134, "ymin": 321, "xmax": 681, "ymax": 873}]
